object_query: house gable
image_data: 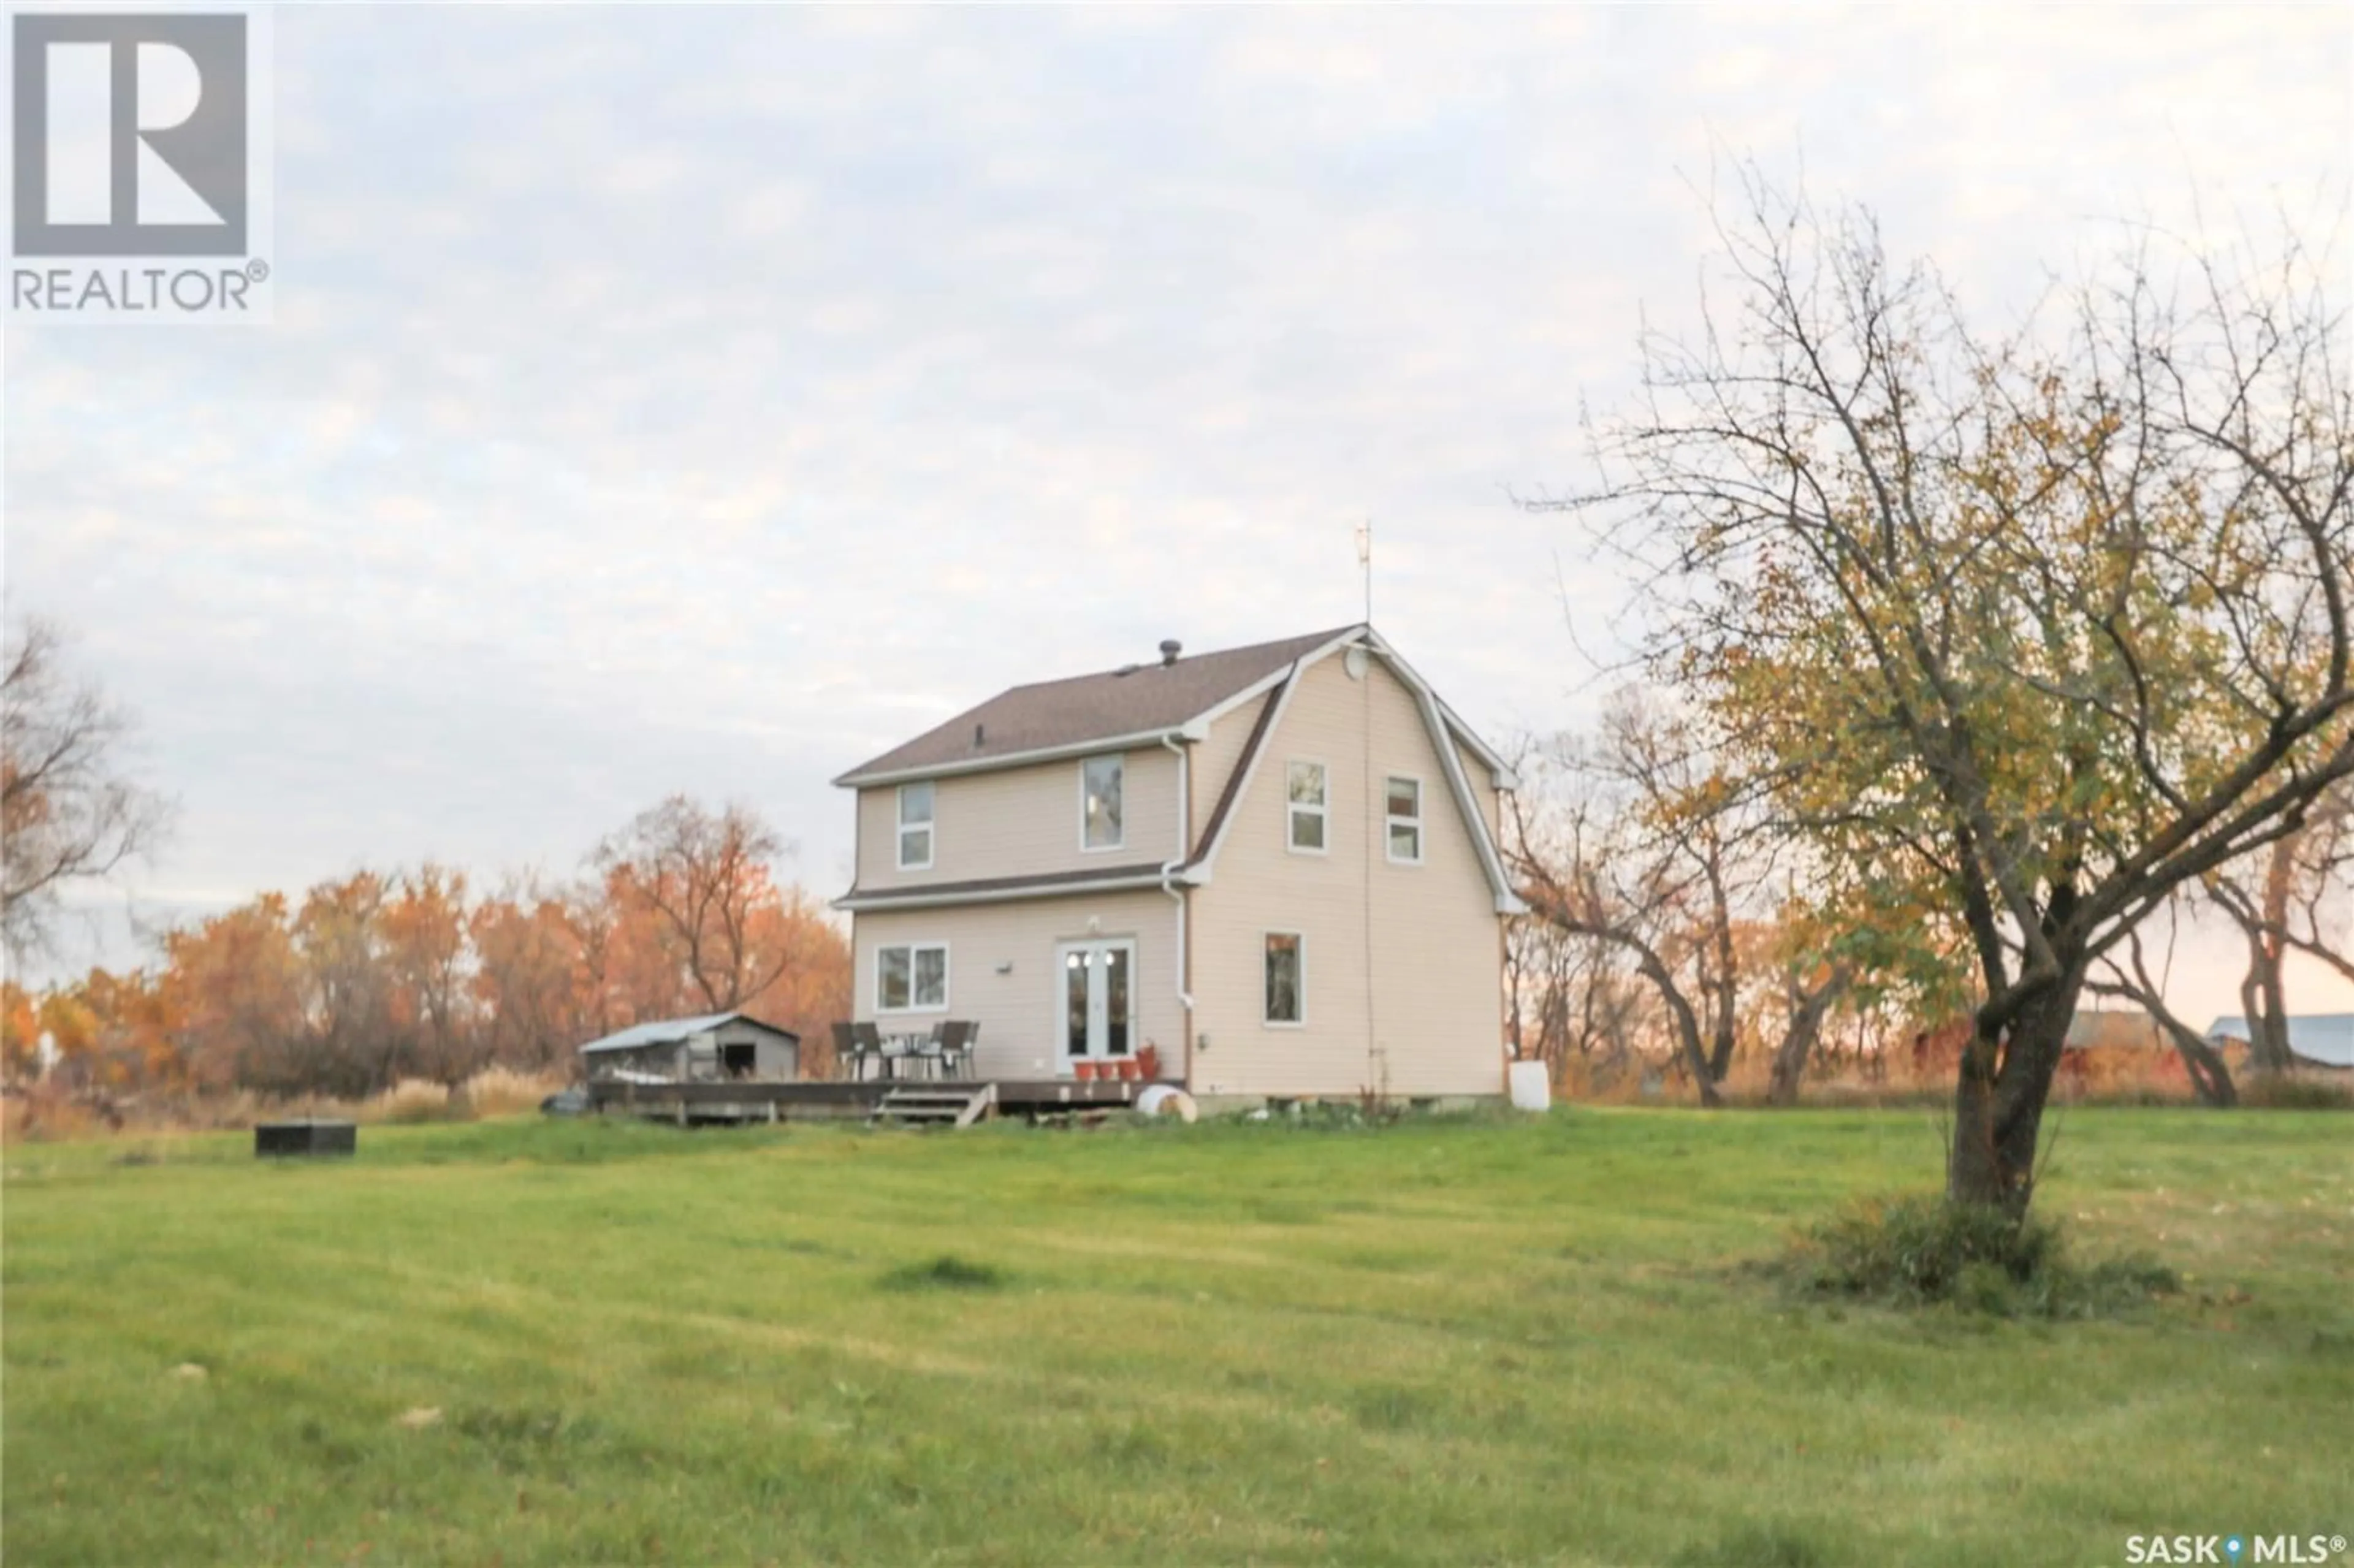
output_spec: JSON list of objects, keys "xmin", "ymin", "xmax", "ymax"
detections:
[
  {"xmin": 1181, "ymin": 631, "xmax": 1520, "ymax": 915},
  {"xmin": 1181, "ymin": 648, "xmax": 1510, "ymax": 1097}
]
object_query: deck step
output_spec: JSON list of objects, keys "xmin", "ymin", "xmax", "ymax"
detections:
[{"xmin": 871, "ymin": 1083, "xmax": 998, "ymax": 1130}]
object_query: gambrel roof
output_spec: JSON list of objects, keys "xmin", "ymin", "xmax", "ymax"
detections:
[{"xmin": 832, "ymin": 625, "xmax": 1525, "ymax": 916}]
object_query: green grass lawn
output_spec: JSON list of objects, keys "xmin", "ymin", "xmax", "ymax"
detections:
[{"xmin": 6, "ymin": 1108, "xmax": 2350, "ymax": 1567}]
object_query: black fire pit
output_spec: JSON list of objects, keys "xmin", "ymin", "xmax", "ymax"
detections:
[{"xmin": 254, "ymin": 1119, "xmax": 357, "ymax": 1159}]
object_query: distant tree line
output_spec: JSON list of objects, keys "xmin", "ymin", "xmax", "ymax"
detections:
[
  {"xmin": 3, "ymin": 797, "xmax": 851, "ymax": 1098},
  {"xmin": 1, "ymin": 622, "xmax": 849, "ymax": 1098}
]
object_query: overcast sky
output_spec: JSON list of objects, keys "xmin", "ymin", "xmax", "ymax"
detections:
[{"xmin": 6, "ymin": 4, "xmax": 2350, "ymax": 1019}]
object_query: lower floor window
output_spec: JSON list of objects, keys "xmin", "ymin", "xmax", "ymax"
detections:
[
  {"xmin": 877, "ymin": 942, "xmax": 948, "ymax": 1011},
  {"xmin": 1264, "ymin": 932, "xmax": 1303, "ymax": 1024}
]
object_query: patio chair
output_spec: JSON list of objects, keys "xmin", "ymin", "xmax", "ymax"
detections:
[
  {"xmin": 829, "ymin": 1022, "xmax": 859, "ymax": 1081},
  {"xmin": 935, "ymin": 1019, "xmax": 978, "ymax": 1081},
  {"xmin": 851, "ymin": 1021, "xmax": 886, "ymax": 1082}
]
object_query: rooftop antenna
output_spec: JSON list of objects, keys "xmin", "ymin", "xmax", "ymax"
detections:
[{"xmin": 1354, "ymin": 518, "xmax": 1373, "ymax": 626}]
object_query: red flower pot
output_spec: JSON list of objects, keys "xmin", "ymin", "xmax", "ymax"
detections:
[
  {"xmin": 1074, "ymin": 1060, "xmax": 1097, "ymax": 1082},
  {"xmin": 1137, "ymin": 1043, "xmax": 1162, "ymax": 1081},
  {"xmin": 1116, "ymin": 1057, "xmax": 1141, "ymax": 1082}
]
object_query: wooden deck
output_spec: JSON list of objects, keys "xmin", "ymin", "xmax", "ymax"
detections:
[{"xmin": 585, "ymin": 1076, "xmax": 1156, "ymax": 1124}]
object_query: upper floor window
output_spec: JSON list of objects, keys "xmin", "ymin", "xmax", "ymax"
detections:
[
  {"xmin": 897, "ymin": 782, "xmax": 934, "ymax": 869},
  {"xmin": 1081, "ymin": 754, "xmax": 1124, "ymax": 850},
  {"xmin": 1287, "ymin": 761, "xmax": 1327, "ymax": 853},
  {"xmin": 1385, "ymin": 775, "xmax": 1423, "ymax": 864}
]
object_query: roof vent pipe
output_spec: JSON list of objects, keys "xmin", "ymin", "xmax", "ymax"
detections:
[
  {"xmin": 973, "ymin": 723, "xmax": 986, "ymax": 748},
  {"xmin": 1159, "ymin": 639, "xmax": 1183, "ymax": 666}
]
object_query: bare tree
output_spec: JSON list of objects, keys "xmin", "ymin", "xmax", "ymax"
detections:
[
  {"xmin": 1507, "ymin": 723, "xmax": 1729, "ymax": 1105},
  {"xmin": 1, "ymin": 619, "xmax": 173, "ymax": 960},
  {"xmin": 1506, "ymin": 696, "xmax": 1854, "ymax": 1106}
]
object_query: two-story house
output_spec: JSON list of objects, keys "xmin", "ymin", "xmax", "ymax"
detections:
[{"xmin": 832, "ymin": 625, "xmax": 1523, "ymax": 1106}]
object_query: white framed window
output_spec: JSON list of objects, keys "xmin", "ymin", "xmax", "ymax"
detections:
[
  {"xmin": 1385, "ymin": 775, "xmax": 1423, "ymax": 864},
  {"xmin": 876, "ymin": 942, "xmax": 949, "ymax": 1012},
  {"xmin": 1286, "ymin": 761, "xmax": 1328, "ymax": 853},
  {"xmin": 1080, "ymin": 754, "xmax": 1124, "ymax": 850},
  {"xmin": 1263, "ymin": 931, "xmax": 1304, "ymax": 1026},
  {"xmin": 897, "ymin": 782, "xmax": 935, "ymax": 870}
]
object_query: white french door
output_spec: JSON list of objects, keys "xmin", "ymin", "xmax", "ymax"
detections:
[{"xmin": 1054, "ymin": 939, "xmax": 1135, "ymax": 1072}]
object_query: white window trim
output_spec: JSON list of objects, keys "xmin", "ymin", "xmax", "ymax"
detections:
[
  {"xmin": 1285, "ymin": 758, "xmax": 1330, "ymax": 856},
  {"xmin": 1078, "ymin": 753, "xmax": 1126, "ymax": 853},
  {"xmin": 896, "ymin": 782, "xmax": 935, "ymax": 871},
  {"xmin": 875, "ymin": 941, "xmax": 951, "ymax": 1014},
  {"xmin": 1262, "ymin": 929, "xmax": 1306, "ymax": 1028},
  {"xmin": 1385, "ymin": 773, "xmax": 1425, "ymax": 866}
]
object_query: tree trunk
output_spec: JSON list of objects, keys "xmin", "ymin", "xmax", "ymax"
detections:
[
  {"xmin": 2240, "ymin": 837, "xmax": 2299, "ymax": 1073},
  {"xmin": 2162, "ymin": 1019, "xmax": 2238, "ymax": 1107},
  {"xmin": 1701, "ymin": 850, "xmax": 1740, "ymax": 1084},
  {"xmin": 1948, "ymin": 965, "xmax": 2085, "ymax": 1216},
  {"xmin": 2112, "ymin": 930, "xmax": 2240, "ymax": 1108},
  {"xmin": 1637, "ymin": 950, "xmax": 1723, "ymax": 1108},
  {"xmin": 1766, "ymin": 969, "xmax": 1850, "ymax": 1107}
]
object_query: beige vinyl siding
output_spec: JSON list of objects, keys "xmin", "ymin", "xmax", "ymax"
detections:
[
  {"xmin": 1188, "ymin": 690, "xmax": 1274, "ymax": 851},
  {"xmin": 851, "ymin": 889, "xmax": 1185, "ymax": 1080},
  {"xmin": 1187, "ymin": 653, "xmax": 1505, "ymax": 1099},
  {"xmin": 855, "ymin": 747, "xmax": 1181, "ymax": 890}
]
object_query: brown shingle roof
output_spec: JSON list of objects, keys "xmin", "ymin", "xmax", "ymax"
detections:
[{"xmin": 835, "ymin": 626, "xmax": 1357, "ymax": 785}]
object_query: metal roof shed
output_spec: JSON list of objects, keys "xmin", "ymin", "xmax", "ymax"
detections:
[
  {"xmin": 2203, "ymin": 1013, "xmax": 2354, "ymax": 1071},
  {"xmin": 577, "ymin": 1011, "xmax": 802, "ymax": 1083}
]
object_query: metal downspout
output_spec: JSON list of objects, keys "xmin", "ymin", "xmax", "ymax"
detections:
[{"xmin": 1159, "ymin": 734, "xmax": 1195, "ymax": 1078}]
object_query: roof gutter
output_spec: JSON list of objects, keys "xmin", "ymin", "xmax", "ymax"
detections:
[
  {"xmin": 834, "ymin": 723, "xmax": 1206, "ymax": 790},
  {"xmin": 832, "ymin": 869, "xmax": 1187, "ymax": 913}
]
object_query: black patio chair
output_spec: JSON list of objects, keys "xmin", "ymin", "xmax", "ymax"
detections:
[
  {"xmin": 935, "ymin": 1019, "xmax": 978, "ymax": 1081},
  {"xmin": 851, "ymin": 1021, "xmax": 886, "ymax": 1082},
  {"xmin": 829, "ymin": 1021, "xmax": 860, "ymax": 1081}
]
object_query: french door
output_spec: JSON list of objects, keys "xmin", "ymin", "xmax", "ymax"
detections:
[{"xmin": 1055, "ymin": 939, "xmax": 1135, "ymax": 1071}]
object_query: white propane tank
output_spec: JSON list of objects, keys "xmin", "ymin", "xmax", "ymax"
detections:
[{"xmin": 1135, "ymin": 1084, "xmax": 1200, "ymax": 1123}]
